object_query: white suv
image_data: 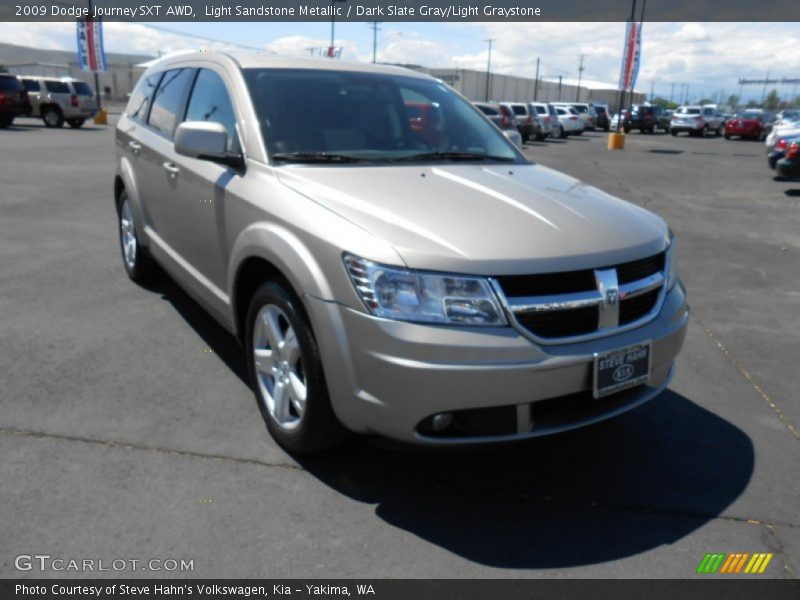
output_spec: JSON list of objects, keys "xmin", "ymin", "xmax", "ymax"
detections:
[{"xmin": 670, "ymin": 106, "xmax": 724, "ymax": 137}]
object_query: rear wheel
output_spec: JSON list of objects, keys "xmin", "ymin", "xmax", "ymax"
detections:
[
  {"xmin": 715, "ymin": 125, "xmax": 723, "ymax": 137},
  {"xmin": 67, "ymin": 118, "xmax": 85, "ymax": 129},
  {"xmin": 702, "ymin": 125, "xmax": 709, "ymax": 137},
  {"xmin": 724, "ymin": 134, "xmax": 731, "ymax": 140},
  {"xmin": 42, "ymin": 106, "xmax": 64, "ymax": 128},
  {"xmin": 117, "ymin": 190, "xmax": 157, "ymax": 283},
  {"xmin": 0, "ymin": 116, "xmax": 12, "ymax": 128},
  {"xmin": 245, "ymin": 281, "xmax": 348, "ymax": 454},
  {"xmin": 671, "ymin": 129, "xmax": 678, "ymax": 136}
]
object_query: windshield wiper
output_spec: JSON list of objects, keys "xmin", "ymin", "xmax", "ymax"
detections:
[
  {"xmin": 387, "ymin": 151, "xmax": 515, "ymax": 162},
  {"xmin": 271, "ymin": 152, "xmax": 367, "ymax": 163}
]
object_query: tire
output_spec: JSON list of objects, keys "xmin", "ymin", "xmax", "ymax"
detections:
[
  {"xmin": 535, "ymin": 134, "xmax": 545, "ymax": 141},
  {"xmin": 715, "ymin": 125, "xmax": 723, "ymax": 137},
  {"xmin": 42, "ymin": 106, "xmax": 64, "ymax": 128},
  {"xmin": 67, "ymin": 118, "xmax": 85, "ymax": 128},
  {"xmin": 671, "ymin": 130, "xmax": 678, "ymax": 137},
  {"xmin": 245, "ymin": 281, "xmax": 348, "ymax": 454},
  {"xmin": 604, "ymin": 125, "xmax": 610, "ymax": 132},
  {"xmin": 557, "ymin": 125, "xmax": 565, "ymax": 139},
  {"xmin": 724, "ymin": 134, "xmax": 731, "ymax": 140},
  {"xmin": 702, "ymin": 125, "xmax": 709, "ymax": 137},
  {"xmin": 117, "ymin": 189, "xmax": 157, "ymax": 284},
  {"xmin": 0, "ymin": 116, "xmax": 12, "ymax": 128},
  {"xmin": 623, "ymin": 125, "xmax": 631, "ymax": 134}
]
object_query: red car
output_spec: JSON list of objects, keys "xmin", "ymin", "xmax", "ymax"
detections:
[
  {"xmin": 724, "ymin": 110, "xmax": 772, "ymax": 141},
  {"xmin": 0, "ymin": 73, "xmax": 30, "ymax": 128}
]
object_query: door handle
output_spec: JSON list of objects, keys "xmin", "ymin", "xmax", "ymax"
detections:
[
  {"xmin": 162, "ymin": 162, "xmax": 180, "ymax": 177},
  {"xmin": 128, "ymin": 140, "xmax": 141, "ymax": 155}
]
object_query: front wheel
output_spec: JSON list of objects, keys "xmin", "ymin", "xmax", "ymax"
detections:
[
  {"xmin": 245, "ymin": 281, "xmax": 348, "ymax": 454},
  {"xmin": 67, "ymin": 118, "xmax": 85, "ymax": 128},
  {"xmin": 671, "ymin": 129, "xmax": 678, "ymax": 136}
]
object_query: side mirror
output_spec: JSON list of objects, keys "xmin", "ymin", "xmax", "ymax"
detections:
[{"xmin": 175, "ymin": 121, "xmax": 245, "ymax": 170}]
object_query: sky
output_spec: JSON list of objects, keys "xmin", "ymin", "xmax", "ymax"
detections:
[{"xmin": 2, "ymin": 21, "xmax": 799, "ymax": 103}]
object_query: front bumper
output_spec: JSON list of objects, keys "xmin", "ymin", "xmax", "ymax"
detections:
[{"xmin": 307, "ymin": 282, "xmax": 690, "ymax": 445}]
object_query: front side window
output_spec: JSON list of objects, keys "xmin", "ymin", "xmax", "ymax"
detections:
[
  {"xmin": 148, "ymin": 68, "xmax": 195, "ymax": 138},
  {"xmin": 127, "ymin": 73, "xmax": 161, "ymax": 124},
  {"xmin": 243, "ymin": 68, "xmax": 522, "ymax": 164},
  {"xmin": 184, "ymin": 69, "xmax": 239, "ymax": 152}
]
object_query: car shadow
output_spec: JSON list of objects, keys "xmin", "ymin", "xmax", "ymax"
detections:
[
  {"xmin": 297, "ymin": 391, "xmax": 754, "ymax": 569},
  {"xmin": 144, "ymin": 268, "xmax": 755, "ymax": 570}
]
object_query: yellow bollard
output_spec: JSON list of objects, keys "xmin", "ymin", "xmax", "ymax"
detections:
[
  {"xmin": 93, "ymin": 109, "xmax": 108, "ymax": 125},
  {"xmin": 607, "ymin": 131, "xmax": 625, "ymax": 150}
]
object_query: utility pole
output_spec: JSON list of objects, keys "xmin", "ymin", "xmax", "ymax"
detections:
[
  {"xmin": 761, "ymin": 70, "xmax": 770, "ymax": 105},
  {"xmin": 533, "ymin": 56, "xmax": 540, "ymax": 101},
  {"xmin": 575, "ymin": 54, "xmax": 585, "ymax": 102},
  {"xmin": 670, "ymin": 82, "xmax": 675, "ymax": 104},
  {"xmin": 558, "ymin": 75, "xmax": 563, "ymax": 101},
  {"xmin": 369, "ymin": 21, "xmax": 381, "ymax": 63},
  {"xmin": 484, "ymin": 38, "xmax": 495, "ymax": 101},
  {"xmin": 650, "ymin": 80, "xmax": 654, "ymax": 101}
]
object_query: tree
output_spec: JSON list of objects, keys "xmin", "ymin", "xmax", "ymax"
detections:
[
  {"xmin": 764, "ymin": 89, "xmax": 781, "ymax": 110},
  {"xmin": 726, "ymin": 94, "xmax": 740, "ymax": 109},
  {"xmin": 0, "ymin": 64, "xmax": 8, "ymax": 73},
  {"xmin": 650, "ymin": 96, "xmax": 678, "ymax": 110},
  {"xmin": 746, "ymin": 99, "xmax": 759, "ymax": 108},
  {"xmin": 697, "ymin": 98, "xmax": 714, "ymax": 106}
]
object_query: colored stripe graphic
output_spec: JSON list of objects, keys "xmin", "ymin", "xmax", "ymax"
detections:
[{"xmin": 697, "ymin": 553, "xmax": 727, "ymax": 573}]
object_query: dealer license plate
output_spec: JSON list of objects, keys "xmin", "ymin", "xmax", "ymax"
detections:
[{"xmin": 593, "ymin": 342, "xmax": 651, "ymax": 399}]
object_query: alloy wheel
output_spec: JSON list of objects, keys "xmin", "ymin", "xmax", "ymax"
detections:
[{"xmin": 119, "ymin": 197, "xmax": 137, "ymax": 271}]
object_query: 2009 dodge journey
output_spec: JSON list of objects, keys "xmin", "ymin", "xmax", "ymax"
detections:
[{"xmin": 114, "ymin": 52, "xmax": 689, "ymax": 453}]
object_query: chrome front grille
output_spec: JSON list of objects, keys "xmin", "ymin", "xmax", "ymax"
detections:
[{"xmin": 493, "ymin": 252, "xmax": 666, "ymax": 343}]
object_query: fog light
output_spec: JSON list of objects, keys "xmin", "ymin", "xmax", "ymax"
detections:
[{"xmin": 432, "ymin": 412, "xmax": 454, "ymax": 431}]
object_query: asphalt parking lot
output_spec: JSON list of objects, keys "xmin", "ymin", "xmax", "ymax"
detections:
[{"xmin": 1, "ymin": 117, "xmax": 798, "ymax": 579}]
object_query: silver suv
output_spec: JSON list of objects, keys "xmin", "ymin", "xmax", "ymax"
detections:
[
  {"xmin": 115, "ymin": 53, "xmax": 689, "ymax": 453},
  {"xmin": 670, "ymin": 105, "xmax": 724, "ymax": 137},
  {"xmin": 19, "ymin": 76, "xmax": 97, "ymax": 128}
]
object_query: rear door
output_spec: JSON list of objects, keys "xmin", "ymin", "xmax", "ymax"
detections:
[
  {"xmin": 43, "ymin": 80, "xmax": 72, "ymax": 114},
  {"xmin": 136, "ymin": 68, "xmax": 197, "ymax": 253}
]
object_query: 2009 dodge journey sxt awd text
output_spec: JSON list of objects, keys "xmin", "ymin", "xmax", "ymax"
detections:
[{"xmin": 115, "ymin": 52, "xmax": 689, "ymax": 453}]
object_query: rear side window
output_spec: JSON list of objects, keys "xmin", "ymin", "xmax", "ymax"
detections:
[
  {"xmin": 72, "ymin": 81, "xmax": 93, "ymax": 96},
  {"xmin": 476, "ymin": 105, "xmax": 498, "ymax": 116},
  {"xmin": 533, "ymin": 105, "xmax": 546, "ymax": 114},
  {"xmin": 183, "ymin": 69, "xmax": 239, "ymax": 152},
  {"xmin": 510, "ymin": 104, "xmax": 527, "ymax": 116},
  {"xmin": 127, "ymin": 73, "xmax": 161, "ymax": 123},
  {"xmin": 148, "ymin": 68, "xmax": 195, "ymax": 138},
  {"xmin": 45, "ymin": 81, "xmax": 70, "ymax": 94},
  {"xmin": 572, "ymin": 105, "xmax": 588, "ymax": 113},
  {"xmin": 21, "ymin": 79, "xmax": 40, "ymax": 92},
  {"xmin": 0, "ymin": 76, "xmax": 23, "ymax": 91}
]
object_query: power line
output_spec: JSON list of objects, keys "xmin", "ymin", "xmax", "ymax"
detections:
[{"xmin": 141, "ymin": 24, "xmax": 275, "ymax": 54}]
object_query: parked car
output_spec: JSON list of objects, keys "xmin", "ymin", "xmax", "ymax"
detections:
[
  {"xmin": 554, "ymin": 102, "xmax": 595, "ymax": 131},
  {"xmin": 592, "ymin": 104, "xmax": 611, "ymax": 131},
  {"xmin": 766, "ymin": 122, "xmax": 800, "ymax": 152},
  {"xmin": 0, "ymin": 73, "xmax": 30, "ymax": 127},
  {"xmin": 622, "ymin": 104, "xmax": 671, "ymax": 134},
  {"xmin": 768, "ymin": 136, "xmax": 799, "ymax": 170},
  {"xmin": 473, "ymin": 101, "xmax": 523, "ymax": 147},
  {"xmin": 507, "ymin": 102, "xmax": 540, "ymax": 143},
  {"xmin": 529, "ymin": 102, "xmax": 554, "ymax": 139},
  {"xmin": 774, "ymin": 110, "xmax": 800, "ymax": 128},
  {"xmin": 670, "ymin": 105, "xmax": 725, "ymax": 137},
  {"xmin": 554, "ymin": 105, "xmax": 584, "ymax": 137},
  {"xmin": 776, "ymin": 140, "xmax": 800, "ymax": 180},
  {"xmin": 19, "ymin": 76, "xmax": 98, "ymax": 128},
  {"xmin": 115, "ymin": 52, "xmax": 687, "ymax": 453},
  {"xmin": 724, "ymin": 109, "xmax": 772, "ymax": 141}
]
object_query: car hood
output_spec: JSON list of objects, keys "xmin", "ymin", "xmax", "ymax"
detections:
[{"xmin": 276, "ymin": 163, "xmax": 668, "ymax": 275}]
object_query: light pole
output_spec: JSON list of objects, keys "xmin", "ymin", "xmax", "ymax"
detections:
[
  {"xmin": 369, "ymin": 21, "xmax": 381, "ymax": 63},
  {"xmin": 329, "ymin": 0, "xmax": 347, "ymax": 58},
  {"xmin": 484, "ymin": 39, "xmax": 495, "ymax": 101},
  {"xmin": 575, "ymin": 54, "xmax": 584, "ymax": 102}
]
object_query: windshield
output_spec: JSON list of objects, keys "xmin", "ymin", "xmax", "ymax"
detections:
[{"xmin": 243, "ymin": 68, "xmax": 522, "ymax": 164}]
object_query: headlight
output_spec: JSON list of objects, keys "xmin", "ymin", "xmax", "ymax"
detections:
[
  {"xmin": 666, "ymin": 230, "xmax": 678, "ymax": 291},
  {"xmin": 343, "ymin": 254, "xmax": 507, "ymax": 326}
]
